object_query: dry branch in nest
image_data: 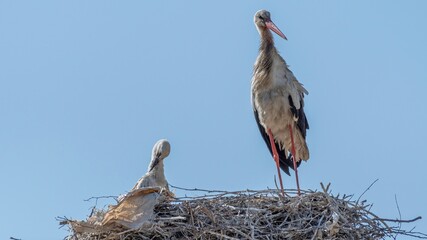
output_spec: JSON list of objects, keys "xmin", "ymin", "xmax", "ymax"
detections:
[{"xmin": 60, "ymin": 185, "xmax": 426, "ymax": 240}]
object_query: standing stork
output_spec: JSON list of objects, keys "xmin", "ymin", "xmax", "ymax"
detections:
[{"xmin": 251, "ymin": 10, "xmax": 309, "ymax": 196}]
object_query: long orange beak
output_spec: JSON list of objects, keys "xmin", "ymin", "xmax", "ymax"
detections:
[{"xmin": 266, "ymin": 21, "xmax": 287, "ymax": 40}]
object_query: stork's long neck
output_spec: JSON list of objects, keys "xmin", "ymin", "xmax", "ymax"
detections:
[
  {"xmin": 260, "ymin": 28, "xmax": 275, "ymax": 53},
  {"xmin": 149, "ymin": 158, "xmax": 165, "ymax": 176},
  {"xmin": 260, "ymin": 29, "xmax": 276, "ymax": 69},
  {"xmin": 153, "ymin": 161, "xmax": 164, "ymax": 175},
  {"xmin": 151, "ymin": 160, "xmax": 168, "ymax": 188},
  {"xmin": 252, "ymin": 28, "xmax": 277, "ymax": 91}
]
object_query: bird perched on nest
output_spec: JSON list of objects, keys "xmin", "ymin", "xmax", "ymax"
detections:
[
  {"xmin": 251, "ymin": 10, "xmax": 309, "ymax": 196},
  {"xmin": 131, "ymin": 139, "xmax": 171, "ymax": 191}
]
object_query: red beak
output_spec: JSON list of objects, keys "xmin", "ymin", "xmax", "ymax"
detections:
[{"xmin": 265, "ymin": 21, "xmax": 287, "ymax": 40}]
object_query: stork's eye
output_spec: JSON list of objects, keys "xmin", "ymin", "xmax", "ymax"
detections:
[{"xmin": 259, "ymin": 16, "xmax": 264, "ymax": 20}]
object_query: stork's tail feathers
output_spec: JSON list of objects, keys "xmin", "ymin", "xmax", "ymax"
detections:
[
  {"xmin": 279, "ymin": 153, "xmax": 302, "ymax": 176},
  {"xmin": 293, "ymin": 128, "xmax": 310, "ymax": 161}
]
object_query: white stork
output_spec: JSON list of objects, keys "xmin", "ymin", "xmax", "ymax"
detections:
[
  {"xmin": 132, "ymin": 139, "xmax": 171, "ymax": 191},
  {"xmin": 251, "ymin": 10, "xmax": 309, "ymax": 196}
]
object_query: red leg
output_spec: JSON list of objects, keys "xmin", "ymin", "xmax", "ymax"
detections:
[
  {"xmin": 288, "ymin": 124, "xmax": 301, "ymax": 196},
  {"xmin": 267, "ymin": 128, "xmax": 285, "ymax": 197}
]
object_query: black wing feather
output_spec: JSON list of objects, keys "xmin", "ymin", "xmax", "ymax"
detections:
[
  {"xmin": 253, "ymin": 108, "xmax": 301, "ymax": 176},
  {"xmin": 288, "ymin": 95, "xmax": 309, "ymax": 138}
]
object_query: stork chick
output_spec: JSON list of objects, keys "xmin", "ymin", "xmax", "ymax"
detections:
[{"xmin": 132, "ymin": 139, "xmax": 171, "ymax": 191}]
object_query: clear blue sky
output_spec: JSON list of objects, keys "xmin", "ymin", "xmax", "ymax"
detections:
[{"xmin": 1, "ymin": 1, "xmax": 426, "ymax": 239}]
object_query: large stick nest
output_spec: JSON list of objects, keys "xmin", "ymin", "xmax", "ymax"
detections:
[{"xmin": 60, "ymin": 186, "xmax": 426, "ymax": 240}]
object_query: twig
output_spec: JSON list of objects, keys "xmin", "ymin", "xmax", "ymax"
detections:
[
  {"xmin": 207, "ymin": 231, "xmax": 239, "ymax": 240},
  {"xmin": 273, "ymin": 176, "xmax": 289, "ymax": 199},
  {"xmin": 320, "ymin": 182, "xmax": 331, "ymax": 193},
  {"xmin": 374, "ymin": 216, "xmax": 422, "ymax": 223},
  {"xmin": 170, "ymin": 184, "xmax": 230, "ymax": 193},
  {"xmin": 357, "ymin": 178, "xmax": 379, "ymax": 204},
  {"xmin": 393, "ymin": 194, "xmax": 403, "ymax": 239},
  {"xmin": 395, "ymin": 195, "xmax": 402, "ymax": 222},
  {"xmin": 84, "ymin": 195, "xmax": 118, "ymax": 202}
]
